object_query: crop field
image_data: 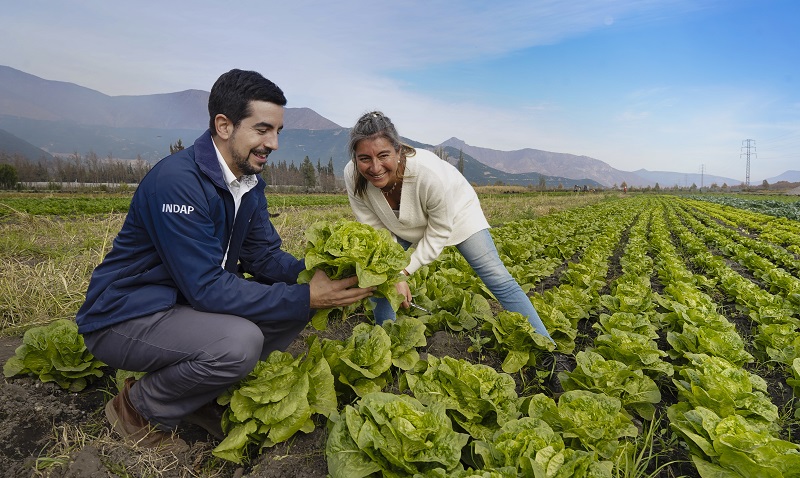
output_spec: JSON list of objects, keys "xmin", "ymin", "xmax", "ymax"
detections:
[{"xmin": 1, "ymin": 191, "xmax": 799, "ymax": 477}]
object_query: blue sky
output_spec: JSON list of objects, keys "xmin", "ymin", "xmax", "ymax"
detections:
[{"xmin": 1, "ymin": 0, "xmax": 798, "ymax": 181}]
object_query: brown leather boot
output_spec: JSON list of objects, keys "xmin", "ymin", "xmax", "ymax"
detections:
[
  {"xmin": 183, "ymin": 400, "xmax": 226, "ymax": 440},
  {"xmin": 105, "ymin": 377, "xmax": 189, "ymax": 452}
]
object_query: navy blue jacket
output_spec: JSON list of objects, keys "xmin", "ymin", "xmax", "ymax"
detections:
[{"xmin": 76, "ymin": 131, "xmax": 309, "ymax": 334}]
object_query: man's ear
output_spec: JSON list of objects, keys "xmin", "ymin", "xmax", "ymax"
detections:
[{"xmin": 214, "ymin": 114, "xmax": 233, "ymax": 140}]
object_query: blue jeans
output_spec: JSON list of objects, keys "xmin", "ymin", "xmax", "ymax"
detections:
[{"xmin": 374, "ymin": 229, "xmax": 553, "ymax": 342}]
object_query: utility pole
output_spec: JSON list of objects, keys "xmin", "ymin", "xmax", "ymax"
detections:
[
  {"xmin": 700, "ymin": 164, "xmax": 705, "ymax": 191},
  {"xmin": 740, "ymin": 139, "xmax": 756, "ymax": 188}
]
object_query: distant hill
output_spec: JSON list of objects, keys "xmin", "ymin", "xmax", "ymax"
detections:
[
  {"xmin": 0, "ymin": 64, "xmax": 794, "ymax": 188},
  {"xmin": 0, "ymin": 128, "xmax": 54, "ymax": 161},
  {"xmin": 0, "ymin": 114, "xmax": 204, "ymax": 162},
  {"xmin": 0, "ymin": 65, "xmax": 343, "ymax": 163},
  {"xmin": 0, "ymin": 66, "xmax": 345, "ymax": 162},
  {"xmin": 631, "ymin": 169, "xmax": 743, "ymax": 189},
  {"xmin": 439, "ymin": 137, "xmax": 649, "ymax": 187},
  {"xmin": 283, "ymin": 108, "xmax": 342, "ymax": 130},
  {"xmin": 0, "ymin": 112, "xmax": 341, "ymax": 164},
  {"xmin": 0, "ymin": 65, "xmax": 206, "ymax": 129},
  {"xmin": 0, "ymin": 66, "xmax": 339, "ymax": 131},
  {"xmin": 765, "ymin": 170, "xmax": 800, "ymax": 183},
  {"xmin": 439, "ymin": 137, "xmax": 750, "ymax": 188},
  {"xmin": 268, "ymin": 128, "xmax": 350, "ymax": 172},
  {"xmin": 427, "ymin": 143, "xmax": 600, "ymax": 189},
  {"xmin": 0, "ymin": 66, "xmax": 586, "ymax": 186},
  {"xmin": 268, "ymin": 131, "xmax": 600, "ymax": 188}
]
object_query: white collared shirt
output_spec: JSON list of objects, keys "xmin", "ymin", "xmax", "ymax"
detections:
[{"xmin": 213, "ymin": 141, "xmax": 258, "ymax": 266}]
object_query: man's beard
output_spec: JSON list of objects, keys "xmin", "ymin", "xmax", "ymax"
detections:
[{"xmin": 232, "ymin": 147, "xmax": 271, "ymax": 176}]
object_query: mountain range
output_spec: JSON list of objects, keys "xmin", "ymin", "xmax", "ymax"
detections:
[{"xmin": 2, "ymin": 65, "xmax": 793, "ymax": 188}]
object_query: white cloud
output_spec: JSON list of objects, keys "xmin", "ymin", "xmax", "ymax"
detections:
[{"xmin": 0, "ymin": 0, "xmax": 792, "ymax": 181}]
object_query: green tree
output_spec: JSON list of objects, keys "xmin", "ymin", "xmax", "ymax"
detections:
[
  {"xmin": 457, "ymin": 149, "xmax": 464, "ymax": 174},
  {"xmin": 0, "ymin": 163, "xmax": 18, "ymax": 189},
  {"xmin": 170, "ymin": 139, "xmax": 185, "ymax": 154},
  {"xmin": 301, "ymin": 156, "xmax": 316, "ymax": 190},
  {"xmin": 319, "ymin": 157, "xmax": 337, "ymax": 192}
]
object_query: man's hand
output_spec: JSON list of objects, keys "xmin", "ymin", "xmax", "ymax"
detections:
[{"xmin": 308, "ymin": 269, "xmax": 374, "ymax": 309}]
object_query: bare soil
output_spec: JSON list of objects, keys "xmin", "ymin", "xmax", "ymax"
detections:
[
  {"xmin": 0, "ymin": 315, "xmax": 500, "ymax": 478},
  {"xmin": 6, "ymin": 306, "xmax": 793, "ymax": 477}
]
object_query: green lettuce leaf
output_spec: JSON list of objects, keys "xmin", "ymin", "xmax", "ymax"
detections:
[
  {"xmin": 3, "ymin": 319, "xmax": 105, "ymax": 392},
  {"xmin": 298, "ymin": 220, "xmax": 410, "ymax": 330},
  {"xmin": 403, "ymin": 355, "xmax": 520, "ymax": 441},
  {"xmin": 482, "ymin": 311, "xmax": 555, "ymax": 373},
  {"xmin": 382, "ymin": 316, "xmax": 427, "ymax": 371},
  {"xmin": 326, "ymin": 392, "xmax": 469, "ymax": 478},
  {"xmin": 560, "ymin": 351, "xmax": 660, "ymax": 421},
  {"xmin": 322, "ymin": 323, "xmax": 393, "ymax": 399},
  {"xmin": 213, "ymin": 338, "xmax": 337, "ymax": 464}
]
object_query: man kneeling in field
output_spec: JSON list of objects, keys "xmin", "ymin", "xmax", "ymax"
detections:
[{"xmin": 75, "ymin": 69, "xmax": 373, "ymax": 450}]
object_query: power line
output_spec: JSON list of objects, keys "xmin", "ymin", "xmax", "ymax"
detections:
[
  {"xmin": 740, "ymin": 139, "xmax": 756, "ymax": 187},
  {"xmin": 758, "ymin": 130, "xmax": 799, "ymax": 145}
]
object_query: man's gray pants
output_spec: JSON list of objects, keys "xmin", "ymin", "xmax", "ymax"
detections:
[{"xmin": 84, "ymin": 304, "xmax": 307, "ymax": 430}]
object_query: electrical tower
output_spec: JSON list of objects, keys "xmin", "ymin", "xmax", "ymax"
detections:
[
  {"xmin": 740, "ymin": 139, "xmax": 756, "ymax": 188},
  {"xmin": 700, "ymin": 164, "xmax": 704, "ymax": 191}
]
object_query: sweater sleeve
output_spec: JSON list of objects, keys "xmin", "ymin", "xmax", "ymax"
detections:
[{"xmin": 405, "ymin": 176, "xmax": 454, "ymax": 274}]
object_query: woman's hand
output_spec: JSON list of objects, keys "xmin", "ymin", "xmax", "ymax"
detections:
[{"xmin": 396, "ymin": 280, "xmax": 412, "ymax": 309}]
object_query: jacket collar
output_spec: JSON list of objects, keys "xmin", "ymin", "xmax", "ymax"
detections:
[
  {"xmin": 194, "ymin": 129, "xmax": 267, "ymax": 196},
  {"xmin": 193, "ymin": 130, "xmax": 229, "ymax": 191}
]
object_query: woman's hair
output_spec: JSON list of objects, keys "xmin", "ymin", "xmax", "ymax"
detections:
[
  {"xmin": 348, "ymin": 111, "xmax": 416, "ymax": 197},
  {"xmin": 208, "ymin": 69, "xmax": 287, "ymax": 134}
]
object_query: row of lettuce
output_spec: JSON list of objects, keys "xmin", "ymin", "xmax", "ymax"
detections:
[
  {"xmin": 687, "ymin": 194, "xmax": 800, "ymax": 222},
  {"xmin": 217, "ymin": 196, "xmax": 800, "ymax": 476},
  {"xmin": 212, "ymin": 196, "xmax": 800, "ymax": 477},
  {"xmin": 651, "ymin": 200, "xmax": 799, "ymax": 477},
  {"xmin": 5, "ymin": 195, "xmax": 800, "ymax": 477}
]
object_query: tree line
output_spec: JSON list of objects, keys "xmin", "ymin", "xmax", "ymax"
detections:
[
  {"xmin": 0, "ymin": 151, "xmax": 151, "ymax": 186},
  {"xmin": 265, "ymin": 156, "xmax": 338, "ymax": 192},
  {"xmin": 0, "ymin": 145, "xmax": 341, "ymax": 192}
]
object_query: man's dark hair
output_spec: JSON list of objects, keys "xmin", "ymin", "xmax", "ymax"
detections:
[{"xmin": 208, "ymin": 69, "xmax": 287, "ymax": 134}]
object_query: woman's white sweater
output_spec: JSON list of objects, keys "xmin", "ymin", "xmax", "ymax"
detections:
[{"xmin": 344, "ymin": 148, "xmax": 490, "ymax": 274}]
